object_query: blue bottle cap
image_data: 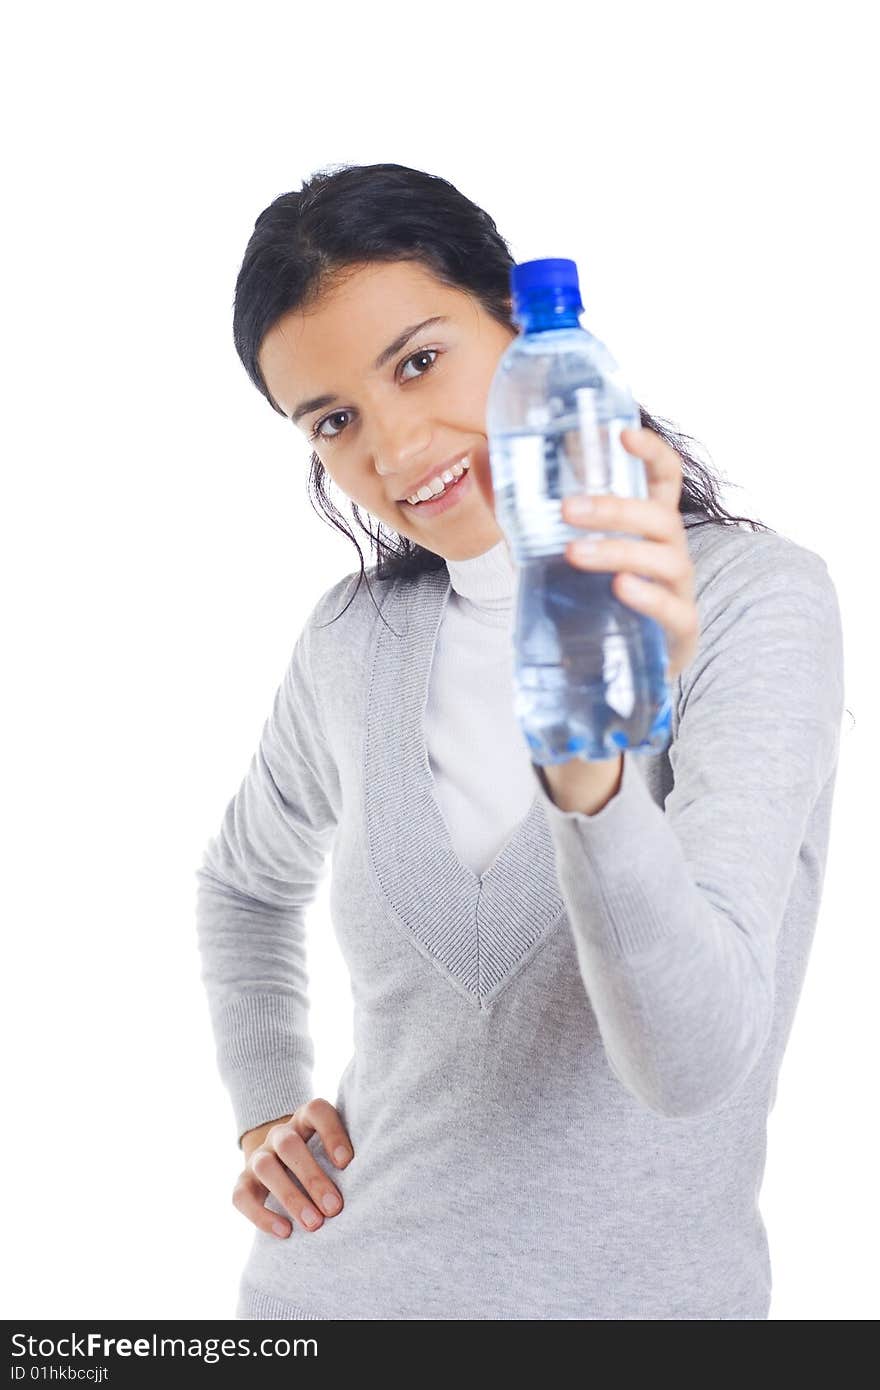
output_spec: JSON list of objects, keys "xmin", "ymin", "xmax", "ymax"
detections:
[{"xmin": 510, "ymin": 258, "xmax": 584, "ymax": 316}]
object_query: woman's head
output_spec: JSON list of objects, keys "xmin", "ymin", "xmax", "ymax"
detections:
[
  {"xmin": 232, "ymin": 161, "xmax": 773, "ymax": 608},
  {"xmin": 257, "ymin": 257, "xmax": 516, "ymax": 563}
]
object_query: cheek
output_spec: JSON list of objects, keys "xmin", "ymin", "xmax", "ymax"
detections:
[
  {"xmin": 320, "ymin": 459, "xmax": 360, "ymax": 502},
  {"xmin": 454, "ymin": 358, "xmax": 495, "ymax": 418},
  {"xmin": 323, "ymin": 460, "xmax": 400, "ymax": 518}
]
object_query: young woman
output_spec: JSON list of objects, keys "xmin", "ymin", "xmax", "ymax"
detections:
[{"xmin": 195, "ymin": 162, "xmax": 845, "ymax": 1320}]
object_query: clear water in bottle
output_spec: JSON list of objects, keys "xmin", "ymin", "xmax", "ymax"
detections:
[{"xmin": 486, "ymin": 257, "xmax": 673, "ymax": 764}]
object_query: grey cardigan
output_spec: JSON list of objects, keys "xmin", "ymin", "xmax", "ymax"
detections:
[{"xmin": 195, "ymin": 514, "xmax": 845, "ymax": 1320}]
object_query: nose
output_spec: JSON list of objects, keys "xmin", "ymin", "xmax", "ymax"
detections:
[{"xmin": 371, "ymin": 421, "xmax": 434, "ymax": 494}]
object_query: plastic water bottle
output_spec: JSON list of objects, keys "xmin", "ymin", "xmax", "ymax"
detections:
[{"xmin": 486, "ymin": 257, "xmax": 673, "ymax": 764}]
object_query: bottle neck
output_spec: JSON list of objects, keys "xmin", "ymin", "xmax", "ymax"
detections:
[{"xmin": 516, "ymin": 302, "xmax": 583, "ymax": 334}]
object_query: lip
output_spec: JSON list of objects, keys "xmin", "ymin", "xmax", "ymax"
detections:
[
  {"xmin": 397, "ymin": 451, "xmax": 472, "ymax": 503},
  {"xmin": 400, "ymin": 462, "xmax": 473, "ymax": 518}
]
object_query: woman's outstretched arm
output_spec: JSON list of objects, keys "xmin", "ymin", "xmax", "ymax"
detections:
[{"xmin": 531, "ymin": 532, "xmax": 845, "ymax": 1118}]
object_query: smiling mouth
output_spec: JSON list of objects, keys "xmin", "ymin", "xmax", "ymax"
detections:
[
  {"xmin": 401, "ymin": 457, "xmax": 472, "ymax": 506},
  {"xmin": 400, "ymin": 464, "xmax": 472, "ymax": 515}
]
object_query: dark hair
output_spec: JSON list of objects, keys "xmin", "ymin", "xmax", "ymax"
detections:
[{"xmin": 233, "ymin": 161, "xmax": 775, "ymax": 623}]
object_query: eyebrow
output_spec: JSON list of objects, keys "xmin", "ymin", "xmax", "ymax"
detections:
[{"xmin": 290, "ymin": 315, "xmax": 450, "ymax": 425}]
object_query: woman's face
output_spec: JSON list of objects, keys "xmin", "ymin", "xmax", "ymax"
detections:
[{"xmin": 257, "ymin": 260, "xmax": 517, "ymax": 561}]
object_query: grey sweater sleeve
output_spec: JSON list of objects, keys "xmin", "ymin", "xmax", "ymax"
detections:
[
  {"xmin": 195, "ymin": 605, "xmax": 341, "ymax": 1147},
  {"xmin": 530, "ymin": 534, "xmax": 845, "ymax": 1118}
]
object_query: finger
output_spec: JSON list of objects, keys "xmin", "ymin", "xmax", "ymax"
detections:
[
  {"xmin": 232, "ymin": 1170, "xmax": 293, "ymax": 1238},
  {"xmin": 566, "ymin": 536, "xmax": 693, "ymax": 591},
  {"xmin": 289, "ymin": 1096, "xmax": 336, "ymax": 1141},
  {"xmin": 619, "ymin": 426, "xmax": 684, "ymax": 511},
  {"xmin": 232, "ymin": 1165, "xmax": 298, "ymax": 1238},
  {"xmin": 291, "ymin": 1098, "xmax": 355, "ymax": 1167},
  {"xmin": 274, "ymin": 1126, "xmax": 345, "ymax": 1221},
  {"xmin": 248, "ymin": 1147, "xmax": 327, "ymax": 1233},
  {"xmin": 290, "ymin": 1099, "xmax": 354, "ymax": 1168},
  {"xmin": 562, "ymin": 491, "xmax": 680, "ymax": 544},
  {"xmin": 612, "ymin": 569, "xmax": 698, "ymax": 639}
]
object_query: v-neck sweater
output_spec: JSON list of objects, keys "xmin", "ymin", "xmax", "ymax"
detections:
[{"xmin": 195, "ymin": 514, "xmax": 845, "ymax": 1321}]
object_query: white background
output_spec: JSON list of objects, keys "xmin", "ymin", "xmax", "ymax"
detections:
[{"xmin": 2, "ymin": 0, "xmax": 875, "ymax": 1321}]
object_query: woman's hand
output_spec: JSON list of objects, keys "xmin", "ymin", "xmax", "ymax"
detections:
[
  {"xmin": 470, "ymin": 426, "xmax": 699, "ymax": 683},
  {"xmin": 561, "ymin": 427, "xmax": 699, "ymax": 682},
  {"xmin": 233, "ymin": 1098, "xmax": 354, "ymax": 1239}
]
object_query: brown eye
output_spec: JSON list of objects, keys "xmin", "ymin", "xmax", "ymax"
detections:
[
  {"xmin": 309, "ymin": 410, "xmax": 351, "ymax": 443},
  {"xmin": 399, "ymin": 348, "xmax": 439, "ymax": 382},
  {"xmin": 310, "ymin": 346, "xmax": 440, "ymax": 445}
]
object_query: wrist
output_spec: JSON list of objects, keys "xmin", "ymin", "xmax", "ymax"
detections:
[
  {"xmin": 534, "ymin": 751, "xmax": 624, "ymax": 815},
  {"xmin": 240, "ymin": 1113, "xmax": 295, "ymax": 1157}
]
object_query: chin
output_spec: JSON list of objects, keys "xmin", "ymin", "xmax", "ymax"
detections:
[{"xmin": 440, "ymin": 521, "xmax": 506, "ymax": 562}]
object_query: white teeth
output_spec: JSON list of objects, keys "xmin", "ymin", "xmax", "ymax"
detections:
[{"xmin": 406, "ymin": 457, "xmax": 470, "ymax": 505}]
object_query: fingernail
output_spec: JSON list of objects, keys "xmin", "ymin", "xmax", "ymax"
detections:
[
  {"xmin": 334, "ymin": 1145, "xmax": 350, "ymax": 1163},
  {"xmin": 321, "ymin": 1191, "xmax": 341, "ymax": 1213},
  {"xmin": 301, "ymin": 1207, "xmax": 320, "ymax": 1228},
  {"xmin": 271, "ymin": 1220, "xmax": 289, "ymax": 1237}
]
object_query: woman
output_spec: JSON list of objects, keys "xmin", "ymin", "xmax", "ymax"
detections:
[{"xmin": 195, "ymin": 162, "xmax": 845, "ymax": 1320}]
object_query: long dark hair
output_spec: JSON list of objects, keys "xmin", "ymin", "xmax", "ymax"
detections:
[{"xmin": 232, "ymin": 161, "xmax": 774, "ymax": 621}]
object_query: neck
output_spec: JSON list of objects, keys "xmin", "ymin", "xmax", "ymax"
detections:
[{"xmin": 445, "ymin": 538, "xmax": 516, "ymax": 622}]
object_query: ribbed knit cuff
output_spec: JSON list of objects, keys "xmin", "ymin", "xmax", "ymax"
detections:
[
  {"xmin": 211, "ymin": 993, "xmax": 315, "ymax": 1147},
  {"xmin": 531, "ymin": 752, "xmax": 697, "ymax": 957}
]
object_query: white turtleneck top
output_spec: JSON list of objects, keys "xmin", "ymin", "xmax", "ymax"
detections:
[{"xmin": 424, "ymin": 538, "xmax": 537, "ymax": 877}]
